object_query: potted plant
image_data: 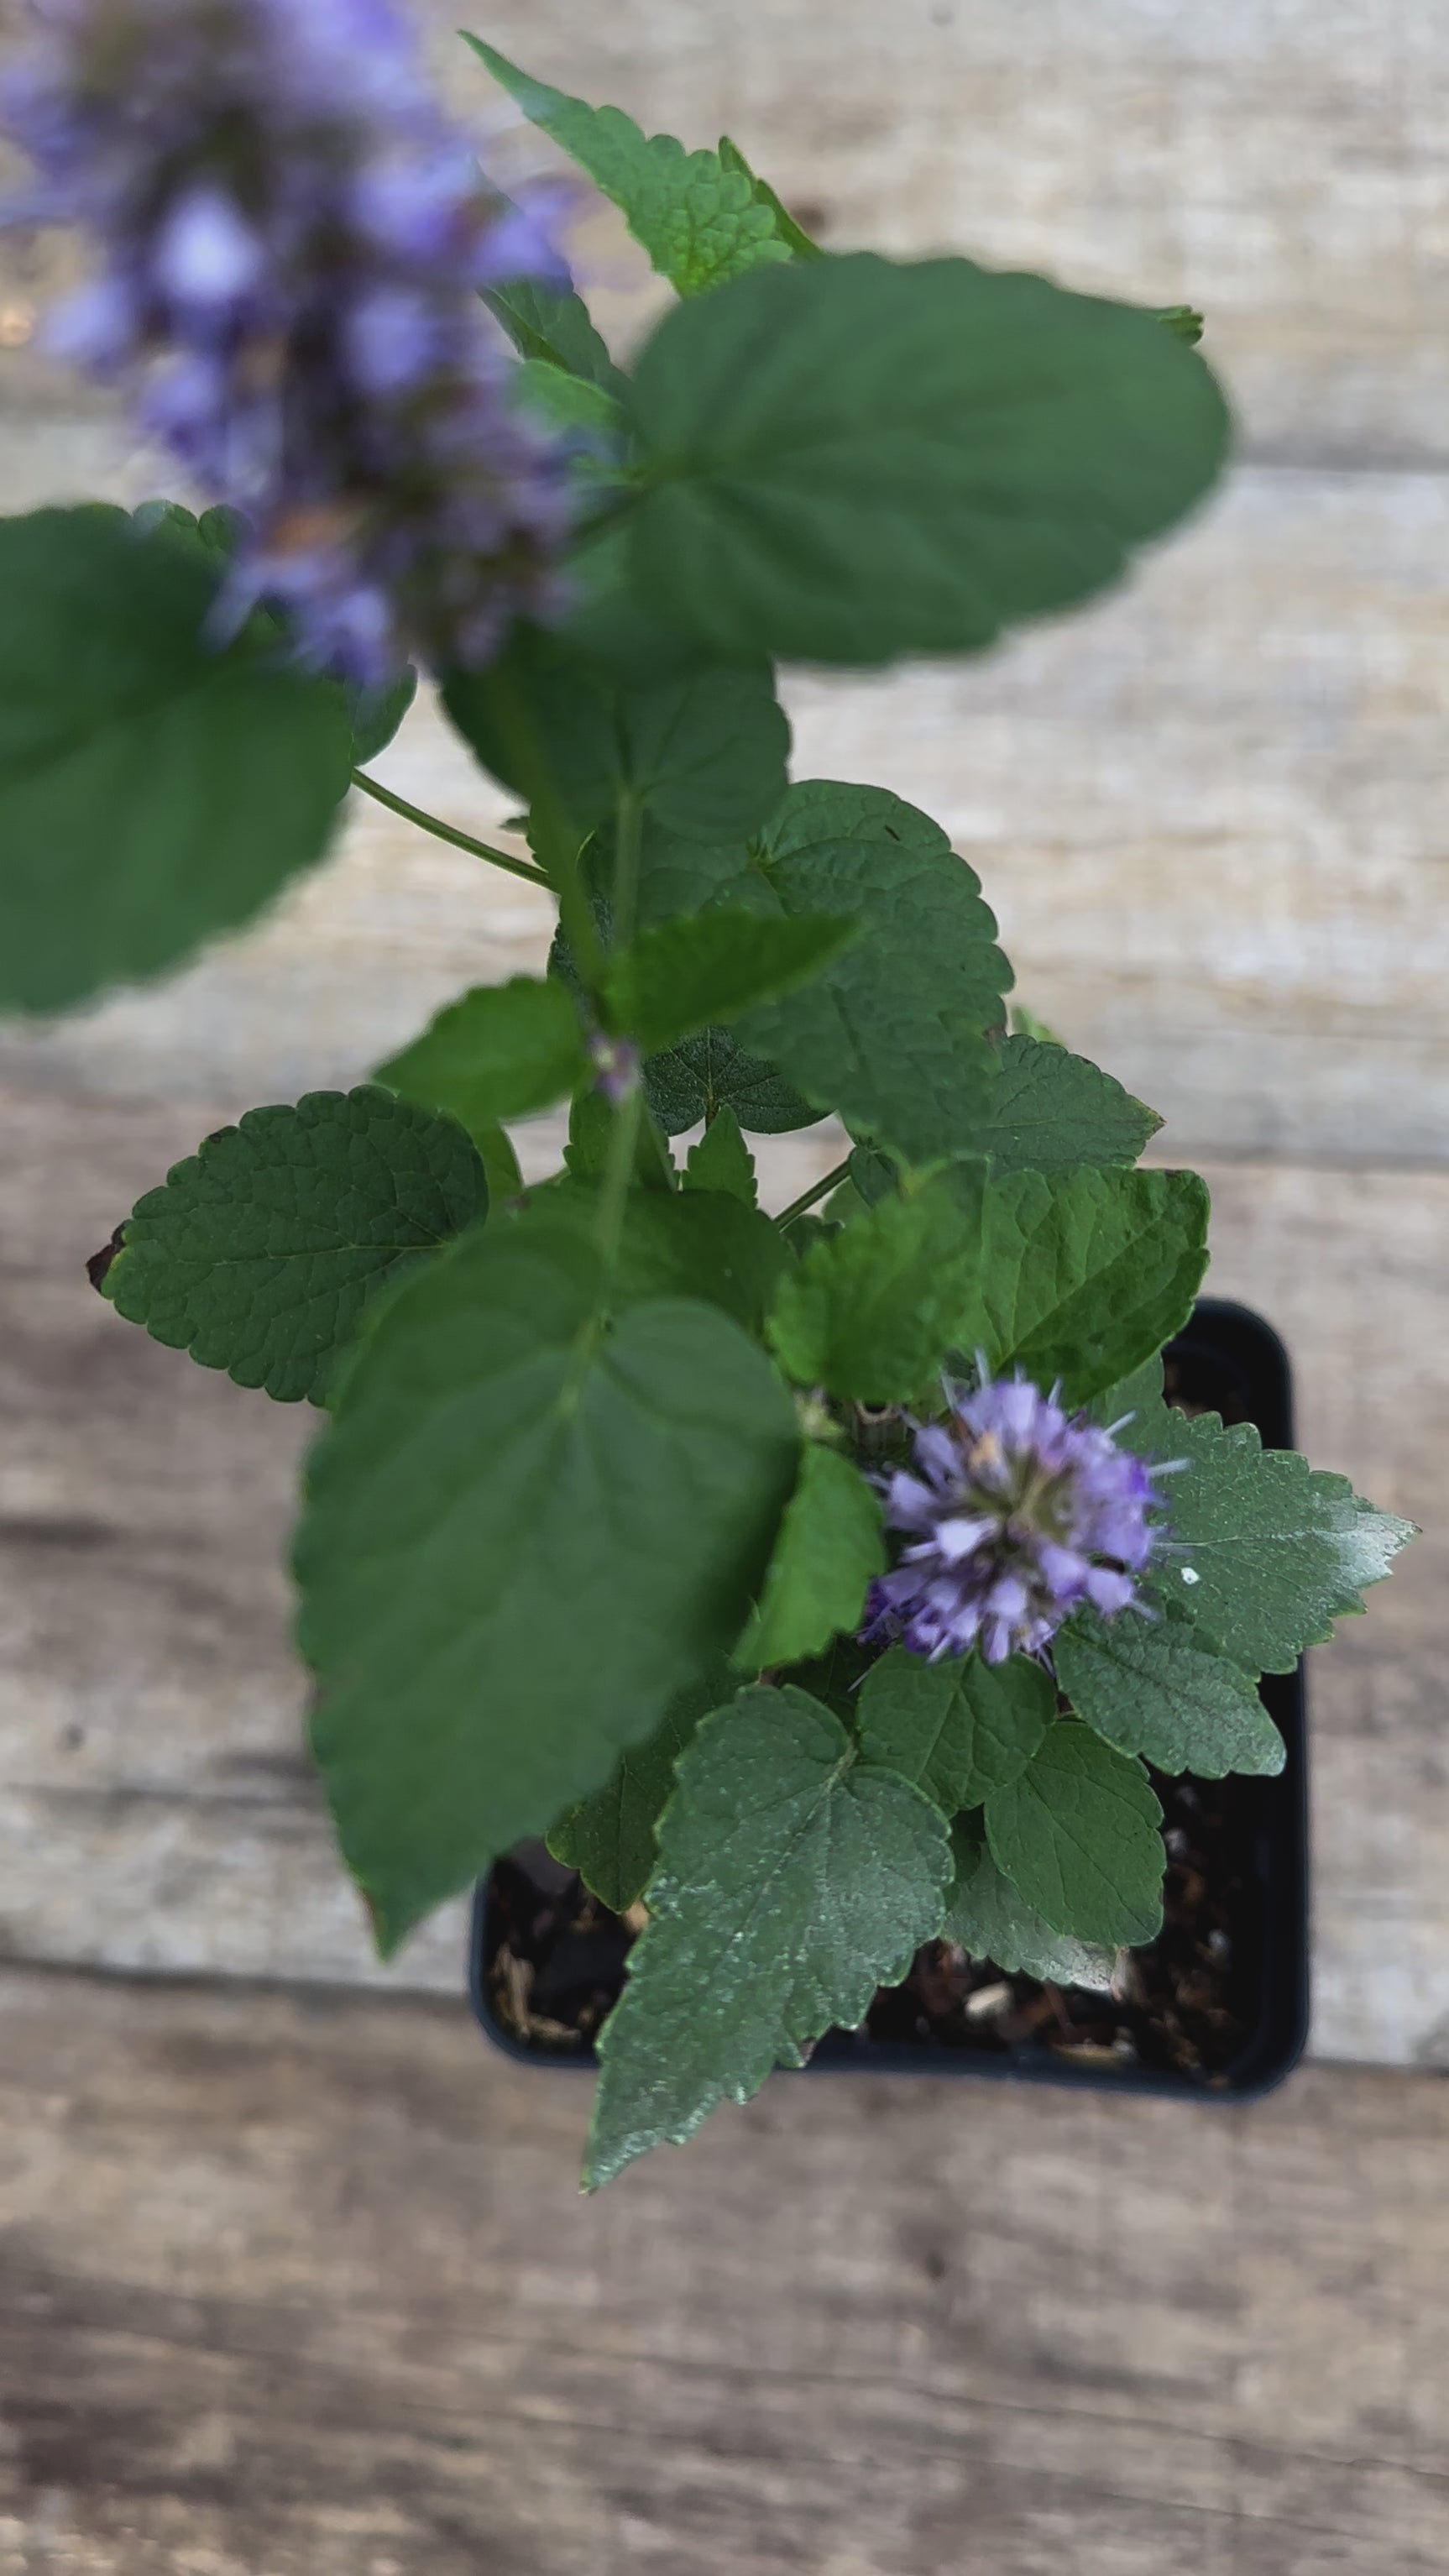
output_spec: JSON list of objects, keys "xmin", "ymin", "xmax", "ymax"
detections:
[{"xmin": 1, "ymin": 0, "xmax": 1412, "ymax": 2191}]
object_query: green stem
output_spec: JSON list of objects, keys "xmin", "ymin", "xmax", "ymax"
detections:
[
  {"xmin": 595, "ymin": 1083, "xmax": 646, "ymax": 1275},
  {"xmin": 349, "ymin": 769, "xmax": 550, "ymax": 889},
  {"xmin": 776, "ymin": 1158, "xmax": 852, "ymax": 1229},
  {"xmin": 610, "ymin": 788, "xmax": 644, "ymax": 954}
]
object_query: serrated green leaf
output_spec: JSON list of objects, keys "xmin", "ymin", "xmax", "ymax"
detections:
[
  {"xmin": 531, "ymin": 1183, "xmax": 787, "ymax": 1338},
  {"xmin": 643, "ymin": 1024, "xmax": 821, "ymax": 1138},
  {"xmin": 348, "ymin": 668, "xmax": 417, "ymax": 765},
  {"xmin": 984, "ymin": 1724, "xmax": 1164, "ymax": 1948},
  {"xmin": 624, "ymin": 253, "xmax": 1231, "ymax": 666},
  {"xmin": 1054, "ymin": 1605, "xmax": 1285, "ymax": 1777},
  {"xmin": 738, "ymin": 1445, "xmax": 884, "ymax": 1672},
  {"xmin": 443, "ymin": 623, "xmax": 789, "ymax": 846},
  {"xmin": 374, "ymin": 976, "xmax": 588, "ymax": 1129},
  {"xmin": 683, "ymin": 1106, "xmax": 756, "ymax": 1206},
  {"xmin": 943, "ymin": 1812, "xmax": 1117, "ymax": 1991},
  {"xmin": 297, "ymin": 1223, "xmax": 801, "ymax": 1950},
  {"xmin": 857, "ymin": 1647, "xmax": 1053, "ymax": 1810},
  {"xmin": 733, "ymin": 783, "xmax": 1012, "ymax": 1162},
  {"xmin": 466, "ymin": 39, "xmax": 798, "ymax": 296},
  {"xmin": 584, "ymin": 1684, "xmax": 952, "ymax": 2185},
  {"xmin": 604, "ymin": 908, "xmax": 857, "ymax": 1053},
  {"xmin": 970, "ymin": 1034, "xmax": 1160, "ymax": 1173},
  {"xmin": 547, "ymin": 1657, "xmax": 733, "ymax": 1913},
  {"xmin": 483, "ymin": 275, "xmax": 625, "ymax": 393},
  {"xmin": 716, "ymin": 134, "xmax": 822, "ymax": 259},
  {"xmin": 101, "ymin": 1087, "xmax": 485, "ymax": 1406},
  {"xmin": 1118, "ymin": 1403, "xmax": 1416, "ymax": 1674},
  {"xmin": 962, "ymin": 1165, "xmax": 1211, "ymax": 1403},
  {"xmin": 0, "ymin": 505, "xmax": 352, "ymax": 1014},
  {"xmin": 767, "ymin": 1174, "xmax": 983, "ymax": 1403}
]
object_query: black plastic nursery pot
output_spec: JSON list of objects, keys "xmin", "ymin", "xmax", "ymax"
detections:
[{"xmin": 471, "ymin": 1299, "xmax": 1310, "ymax": 2103}]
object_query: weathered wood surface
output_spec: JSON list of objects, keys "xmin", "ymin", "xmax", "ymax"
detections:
[
  {"xmin": 2, "ymin": 1966, "xmax": 1448, "ymax": 2576},
  {"xmin": 0, "ymin": 1100, "xmax": 1437, "ymax": 2066}
]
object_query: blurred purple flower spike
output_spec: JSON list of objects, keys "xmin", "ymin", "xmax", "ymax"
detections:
[
  {"xmin": 1, "ymin": 0, "xmax": 576, "ymax": 685},
  {"xmin": 863, "ymin": 1369, "xmax": 1169, "ymax": 1667}
]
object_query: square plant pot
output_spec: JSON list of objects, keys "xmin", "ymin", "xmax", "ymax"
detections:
[{"xmin": 471, "ymin": 1299, "xmax": 1309, "ymax": 2101}]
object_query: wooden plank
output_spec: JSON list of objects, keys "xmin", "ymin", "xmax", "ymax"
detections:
[
  {"xmin": 2, "ymin": 1966, "xmax": 1448, "ymax": 2574},
  {"xmin": 0, "ymin": 1101, "xmax": 1438, "ymax": 2067}
]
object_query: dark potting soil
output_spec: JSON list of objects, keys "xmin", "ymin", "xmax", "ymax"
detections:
[{"xmin": 479, "ymin": 1312, "xmax": 1297, "ymax": 2092}]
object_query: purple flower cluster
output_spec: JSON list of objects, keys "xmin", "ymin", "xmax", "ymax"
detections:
[
  {"xmin": 863, "ymin": 1374, "xmax": 1164, "ymax": 1666},
  {"xmin": 1, "ymin": 0, "xmax": 574, "ymax": 683}
]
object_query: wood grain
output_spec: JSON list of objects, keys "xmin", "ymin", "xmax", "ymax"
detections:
[{"xmin": 2, "ymin": 1965, "xmax": 1447, "ymax": 2576}]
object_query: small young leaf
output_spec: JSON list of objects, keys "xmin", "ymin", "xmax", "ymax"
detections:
[
  {"xmin": 984, "ymin": 1725, "xmax": 1164, "ymax": 1948},
  {"xmin": 738, "ymin": 1445, "xmax": 885, "ymax": 1672},
  {"xmin": 531, "ymin": 1184, "xmax": 787, "ymax": 1338},
  {"xmin": 0, "ymin": 505, "xmax": 353, "ymax": 1013},
  {"xmin": 374, "ymin": 977, "xmax": 589, "ymax": 1129},
  {"xmin": 644, "ymin": 1024, "xmax": 821, "ymax": 1139},
  {"xmin": 970, "ymin": 1034, "xmax": 1160, "ymax": 1173},
  {"xmin": 563, "ymin": 1089, "xmax": 677, "ymax": 1191},
  {"xmin": 584, "ymin": 1684, "xmax": 952, "ymax": 2186},
  {"xmin": 296, "ymin": 1223, "xmax": 801, "ymax": 1951},
  {"xmin": 1119, "ymin": 1403, "xmax": 1417, "ymax": 1674},
  {"xmin": 734, "ymin": 783, "xmax": 1012, "ymax": 1163},
  {"xmin": 603, "ymin": 909, "xmax": 857, "ymax": 1053},
  {"xmin": 483, "ymin": 275, "xmax": 625, "ymax": 394},
  {"xmin": 943, "ymin": 1812, "xmax": 1116, "ymax": 1992},
  {"xmin": 1054, "ymin": 1605, "xmax": 1285, "ymax": 1777},
  {"xmin": 963, "ymin": 1165, "xmax": 1211, "ymax": 1403},
  {"xmin": 683, "ymin": 1107, "xmax": 757, "ymax": 1207},
  {"xmin": 625, "ymin": 254, "xmax": 1231, "ymax": 666},
  {"xmin": 444, "ymin": 623, "xmax": 789, "ymax": 845},
  {"xmin": 466, "ymin": 40, "xmax": 798, "ymax": 296},
  {"xmin": 473, "ymin": 1123, "xmax": 524, "ymax": 1208},
  {"xmin": 510, "ymin": 359, "xmax": 631, "ymax": 487},
  {"xmin": 100, "ymin": 1088, "xmax": 485, "ymax": 1405},
  {"xmin": 716, "ymin": 134, "xmax": 822, "ymax": 259},
  {"xmin": 858, "ymin": 1647, "xmax": 1054, "ymax": 1811},
  {"xmin": 766, "ymin": 1174, "xmax": 983, "ymax": 1403},
  {"xmin": 547, "ymin": 1657, "xmax": 734, "ymax": 1914}
]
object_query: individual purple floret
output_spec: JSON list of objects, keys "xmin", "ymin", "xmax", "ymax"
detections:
[
  {"xmin": 1, "ymin": 0, "xmax": 575, "ymax": 684},
  {"xmin": 588, "ymin": 1032, "xmax": 642, "ymax": 1109},
  {"xmin": 862, "ymin": 1372, "xmax": 1168, "ymax": 1667}
]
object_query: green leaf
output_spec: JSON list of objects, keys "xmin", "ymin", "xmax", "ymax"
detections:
[
  {"xmin": 766, "ymin": 1174, "xmax": 982, "ymax": 1402},
  {"xmin": 857, "ymin": 1647, "xmax": 1054, "ymax": 1811},
  {"xmin": 1119, "ymin": 1403, "xmax": 1416, "ymax": 1674},
  {"xmin": 683, "ymin": 1106, "xmax": 756, "ymax": 1206},
  {"xmin": 0, "ymin": 505, "xmax": 353, "ymax": 1015},
  {"xmin": 563, "ymin": 1089, "xmax": 677, "ymax": 1192},
  {"xmin": 643, "ymin": 1024, "xmax": 821, "ymax": 1138},
  {"xmin": 510, "ymin": 359, "xmax": 632, "ymax": 494},
  {"xmin": 1054, "ymin": 1605, "xmax": 1285, "ymax": 1778},
  {"xmin": 100, "ymin": 1087, "xmax": 485, "ymax": 1406},
  {"xmin": 738, "ymin": 1445, "xmax": 884, "ymax": 1671},
  {"xmin": 584, "ymin": 1684, "xmax": 952, "ymax": 2186},
  {"xmin": 1158, "ymin": 305, "xmax": 1206, "ymax": 347},
  {"xmin": 624, "ymin": 253, "xmax": 1232, "ymax": 666},
  {"xmin": 547, "ymin": 1657, "xmax": 733, "ymax": 1913},
  {"xmin": 374, "ymin": 976, "xmax": 588, "ymax": 1128},
  {"xmin": 466, "ymin": 40, "xmax": 798, "ymax": 296},
  {"xmin": 348, "ymin": 668, "xmax": 417, "ymax": 765},
  {"xmin": 943, "ymin": 1812, "xmax": 1116, "ymax": 1992},
  {"xmin": 443, "ymin": 624, "xmax": 789, "ymax": 845},
  {"xmin": 716, "ymin": 134, "xmax": 822, "ymax": 259},
  {"xmin": 970, "ymin": 1034, "xmax": 1160, "ymax": 1173},
  {"xmin": 961, "ymin": 1165, "xmax": 1211, "ymax": 1403},
  {"xmin": 1010, "ymin": 1003, "xmax": 1063, "ymax": 1046},
  {"xmin": 296, "ymin": 1223, "xmax": 801, "ymax": 1950},
  {"xmin": 531, "ymin": 1184, "xmax": 787, "ymax": 1338},
  {"xmin": 604, "ymin": 909, "xmax": 857, "ymax": 1053},
  {"xmin": 483, "ymin": 275, "xmax": 625, "ymax": 393},
  {"xmin": 734, "ymin": 783, "xmax": 1012, "ymax": 1162},
  {"xmin": 472, "ymin": 1123, "xmax": 524, "ymax": 1207},
  {"xmin": 983, "ymin": 1724, "xmax": 1164, "ymax": 1947}
]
